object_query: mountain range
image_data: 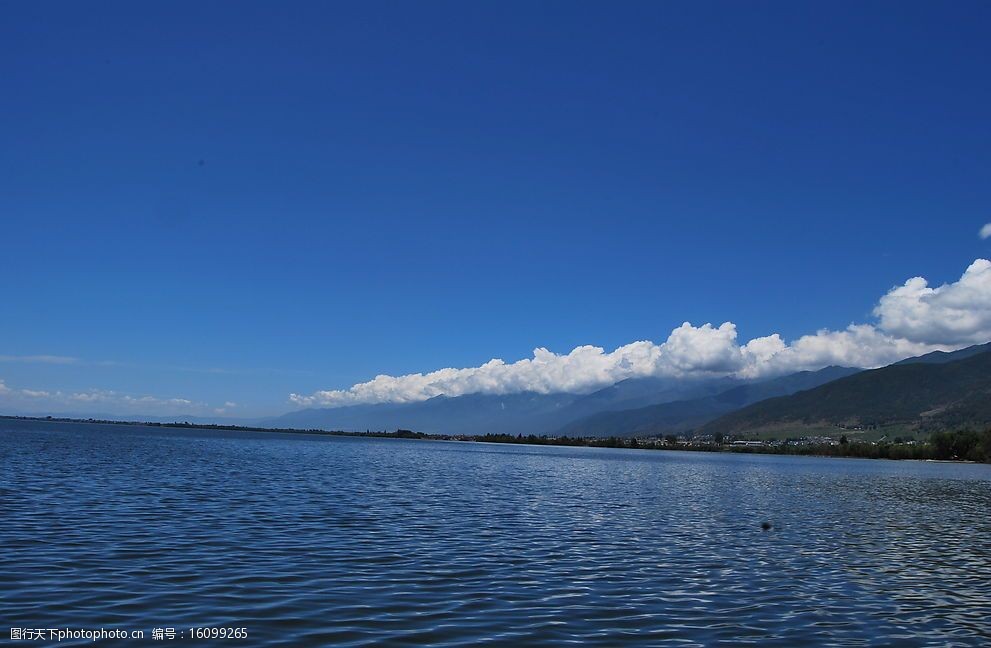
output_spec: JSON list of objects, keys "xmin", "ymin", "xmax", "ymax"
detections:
[
  {"xmin": 554, "ymin": 365, "xmax": 861, "ymax": 437},
  {"xmin": 267, "ymin": 374, "xmax": 742, "ymax": 436},
  {"xmin": 700, "ymin": 343, "xmax": 991, "ymax": 437},
  {"xmin": 268, "ymin": 342, "xmax": 991, "ymax": 439}
]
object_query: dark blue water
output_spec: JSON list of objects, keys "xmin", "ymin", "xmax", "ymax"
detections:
[{"xmin": 2, "ymin": 419, "xmax": 990, "ymax": 646}]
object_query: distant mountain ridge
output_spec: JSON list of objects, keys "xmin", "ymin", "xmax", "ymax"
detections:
[
  {"xmin": 701, "ymin": 343, "xmax": 991, "ymax": 436},
  {"xmin": 268, "ymin": 375, "xmax": 745, "ymax": 436},
  {"xmin": 270, "ymin": 391, "xmax": 573, "ymax": 436},
  {"xmin": 554, "ymin": 366, "xmax": 861, "ymax": 437},
  {"xmin": 267, "ymin": 368, "xmax": 862, "ymax": 437},
  {"xmin": 893, "ymin": 342, "xmax": 991, "ymax": 365}
]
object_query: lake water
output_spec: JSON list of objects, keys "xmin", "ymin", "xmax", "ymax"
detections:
[{"xmin": 2, "ymin": 419, "xmax": 990, "ymax": 646}]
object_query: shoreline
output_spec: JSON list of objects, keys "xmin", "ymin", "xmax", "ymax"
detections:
[{"xmin": 3, "ymin": 414, "xmax": 988, "ymax": 464}]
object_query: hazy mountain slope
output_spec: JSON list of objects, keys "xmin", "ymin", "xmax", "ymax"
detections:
[
  {"xmin": 701, "ymin": 345, "xmax": 991, "ymax": 436},
  {"xmin": 893, "ymin": 342, "xmax": 991, "ymax": 366},
  {"xmin": 269, "ymin": 375, "xmax": 744, "ymax": 436},
  {"xmin": 555, "ymin": 366, "xmax": 861, "ymax": 437},
  {"xmin": 542, "ymin": 375, "xmax": 743, "ymax": 430},
  {"xmin": 563, "ymin": 375, "xmax": 741, "ymax": 413},
  {"xmin": 269, "ymin": 391, "xmax": 580, "ymax": 435}
]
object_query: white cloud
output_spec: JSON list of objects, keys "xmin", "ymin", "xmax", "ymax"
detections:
[
  {"xmin": 291, "ymin": 259, "xmax": 991, "ymax": 407},
  {"xmin": 873, "ymin": 259, "xmax": 991, "ymax": 345},
  {"xmin": 745, "ymin": 324, "xmax": 934, "ymax": 376},
  {"xmin": 214, "ymin": 401, "xmax": 238, "ymax": 415},
  {"xmin": 981, "ymin": 223, "xmax": 991, "ymax": 239},
  {"xmin": 66, "ymin": 390, "xmax": 194, "ymax": 408},
  {"xmin": 292, "ymin": 342, "xmax": 664, "ymax": 407},
  {"xmin": 0, "ymin": 382, "xmax": 205, "ymax": 416}
]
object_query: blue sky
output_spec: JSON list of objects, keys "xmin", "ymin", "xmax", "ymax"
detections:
[{"xmin": 2, "ymin": 1, "xmax": 990, "ymax": 417}]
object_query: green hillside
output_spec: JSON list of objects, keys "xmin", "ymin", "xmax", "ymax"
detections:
[{"xmin": 701, "ymin": 347, "xmax": 991, "ymax": 437}]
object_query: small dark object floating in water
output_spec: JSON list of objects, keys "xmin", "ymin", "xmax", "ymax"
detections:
[{"xmin": 761, "ymin": 522, "xmax": 772, "ymax": 531}]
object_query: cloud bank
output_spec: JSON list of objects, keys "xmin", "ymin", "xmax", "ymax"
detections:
[{"xmin": 291, "ymin": 259, "xmax": 991, "ymax": 407}]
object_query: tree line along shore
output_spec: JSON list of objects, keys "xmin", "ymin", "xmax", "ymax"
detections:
[
  {"xmin": 467, "ymin": 429, "xmax": 991, "ymax": 463},
  {"xmin": 3, "ymin": 415, "xmax": 990, "ymax": 463}
]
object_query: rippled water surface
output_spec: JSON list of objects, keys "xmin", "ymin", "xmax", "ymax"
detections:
[{"xmin": 2, "ymin": 419, "xmax": 990, "ymax": 646}]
